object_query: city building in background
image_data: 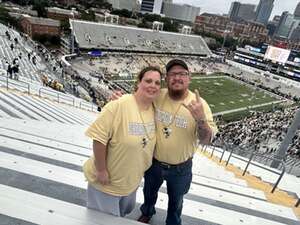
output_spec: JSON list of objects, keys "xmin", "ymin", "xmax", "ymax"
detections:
[
  {"xmin": 267, "ymin": 15, "xmax": 281, "ymax": 36},
  {"xmin": 228, "ymin": 1, "xmax": 240, "ymax": 21},
  {"xmin": 294, "ymin": 2, "xmax": 300, "ymax": 19},
  {"xmin": 107, "ymin": 0, "xmax": 139, "ymax": 11},
  {"xmin": 47, "ymin": 7, "xmax": 80, "ymax": 20},
  {"xmin": 194, "ymin": 13, "xmax": 268, "ymax": 43},
  {"xmin": 162, "ymin": 2, "xmax": 200, "ymax": 22},
  {"xmin": 275, "ymin": 11, "xmax": 300, "ymax": 39},
  {"xmin": 238, "ymin": 3, "xmax": 256, "ymax": 21},
  {"xmin": 275, "ymin": 11, "xmax": 296, "ymax": 38},
  {"xmin": 229, "ymin": 2, "xmax": 256, "ymax": 22},
  {"xmin": 255, "ymin": 0, "xmax": 274, "ymax": 25},
  {"xmin": 140, "ymin": 0, "xmax": 163, "ymax": 14},
  {"xmin": 20, "ymin": 15, "xmax": 60, "ymax": 38}
]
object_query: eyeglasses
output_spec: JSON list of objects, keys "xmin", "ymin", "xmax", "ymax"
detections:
[{"xmin": 167, "ymin": 71, "xmax": 189, "ymax": 77}]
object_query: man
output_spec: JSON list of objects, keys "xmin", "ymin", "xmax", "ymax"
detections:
[{"xmin": 138, "ymin": 59, "xmax": 217, "ymax": 225}]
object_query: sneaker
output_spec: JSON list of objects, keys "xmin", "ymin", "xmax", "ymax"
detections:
[{"xmin": 137, "ymin": 215, "xmax": 151, "ymax": 224}]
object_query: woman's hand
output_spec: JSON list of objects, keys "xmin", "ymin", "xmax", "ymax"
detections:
[{"xmin": 95, "ymin": 169, "xmax": 110, "ymax": 185}]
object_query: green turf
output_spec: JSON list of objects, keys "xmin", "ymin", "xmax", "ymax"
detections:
[
  {"xmin": 112, "ymin": 75, "xmax": 281, "ymax": 119},
  {"xmin": 189, "ymin": 76, "xmax": 278, "ymax": 113}
]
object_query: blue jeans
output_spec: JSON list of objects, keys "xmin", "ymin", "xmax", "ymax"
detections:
[{"xmin": 140, "ymin": 158, "xmax": 193, "ymax": 225}]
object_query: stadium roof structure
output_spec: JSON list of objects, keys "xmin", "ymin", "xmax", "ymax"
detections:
[{"xmin": 69, "ymin": 20, "xmax": 212, "ymax": 56}]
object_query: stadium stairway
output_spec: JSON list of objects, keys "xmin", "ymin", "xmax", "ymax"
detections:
[
  {"xmin": 0, "ymin": 87, "xmax": 299, "ymax": 224},
  {"xmin": 0, "ymin": 117, "xmax": 300, "ymax": 223},
  {"xmin": 0, "ymin": 88, "xmax": 95, "ymax": 125}
]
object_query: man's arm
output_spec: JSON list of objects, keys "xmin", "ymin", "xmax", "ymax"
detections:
[
  {"xmin": 196, "ymin": 120, "xmax": 213, "ymax": 145},
  {"xmin": 93, "ymin": 140, "xmax": 109, "ymax": 185}
]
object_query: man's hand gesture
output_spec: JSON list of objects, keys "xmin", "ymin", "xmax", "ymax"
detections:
[{"xmin": 183, "ymin": 89, "xmax": 206, "ymax": 122}]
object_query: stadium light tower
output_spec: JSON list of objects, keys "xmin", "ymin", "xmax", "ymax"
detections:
[
  {"xmin": 104, "ymin": 13, "xmax": 119, "ymax": 24},
  {"xmin": 152, "ymin": 21, "xmax": 164, "ymax": 31},
  {"xmin": 181, "ymin": 26, "xmax": 192, "ymax": 35}
]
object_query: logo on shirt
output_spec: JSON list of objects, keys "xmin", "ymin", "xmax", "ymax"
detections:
[
  {"xmin": 156, "ymin": 109, "xmax": 188, "ymax": 129},
  {"xmin": 128, "ymin": 122, "xmax": 155, "ymax": 136}
]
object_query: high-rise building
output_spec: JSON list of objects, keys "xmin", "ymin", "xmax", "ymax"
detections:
[
  {"xmin": 229, "ymin": 2, "xmax": 256, "ymax": 22},
  {"xmin": 294, "ymin": 2, "xmax": 300, "ymax": 19},
  {"xmin": 275, "ymin": 11, "xmax": 299, "ymax": 39},
  {"xmin": 255, "ymin": 0, "xmax": 274, "ymax": 25},
  {"xmin": 290, "ymin": 24, "xmax": 300, "ymax": 41},
  {"xmin": 238, "ymin": 4, "xmax": 256, "ymax": 21},
  {"xmin": 228, "ymin": 1, "xmax": 241, "ymax": 21},
  {"xmin": 140, "ymin": 0, "xmax": 163, "ymax": 14},
  {"xmin": 162, "ymin": 3, "xmax": 200, "ymax": 22}
]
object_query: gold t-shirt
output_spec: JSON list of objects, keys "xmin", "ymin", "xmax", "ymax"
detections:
[
  {"xmin": 154, "ymin": 88, "xmax": 218, "ymax": 164},
  {"xmin": 83, "ymin": 94, "xmax": 156, "ymax": 196}
]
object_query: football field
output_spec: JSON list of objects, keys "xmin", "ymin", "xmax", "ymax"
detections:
[
  {"xmin": 113, "ymin": 75, "xmax": 282, "ymax": 117},
  {"xmin": 189, "ymin": 76, "xmax": 278, "ymax": 114}
]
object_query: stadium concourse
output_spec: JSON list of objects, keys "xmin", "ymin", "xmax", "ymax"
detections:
[{"xmin": 1, "ymin": 20, "xmax": 300, "ymax": 225}]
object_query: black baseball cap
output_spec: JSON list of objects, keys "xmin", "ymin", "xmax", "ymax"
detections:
[{"xmin": 166, "ymin": 59, "xmax": 189, "ymax": 72}]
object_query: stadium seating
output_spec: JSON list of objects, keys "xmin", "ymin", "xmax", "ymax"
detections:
[
  {"xmin": 0, "ymin": 85, "xmax": 299, "ymax": 224},
  {"xmin": 70, "ymin": 20, "xmax": 212, "ymax": 56},
  {"xmin": 0, "ymin": 23, "xmax": 65, "ymax": 88}
]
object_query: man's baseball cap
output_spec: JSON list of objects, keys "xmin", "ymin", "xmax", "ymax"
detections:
[{"xmin": 166, "ymin": 59, "xmax": 189, "ymax": 72}]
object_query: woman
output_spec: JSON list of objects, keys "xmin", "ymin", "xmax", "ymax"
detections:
[{"xmin": 83, "ymin": 66, "xmax": 162, "ymax": 217}]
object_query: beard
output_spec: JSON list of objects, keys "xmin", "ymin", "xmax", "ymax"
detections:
[{"xmin": 168, "ymin": 88, "xmax": 186, "ymax": 100}]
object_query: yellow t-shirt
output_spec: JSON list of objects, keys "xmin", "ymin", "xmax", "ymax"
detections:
[
  {"xmin": 154, "ymin": 88, "xmax": 218, "ymax": 165},
  {"xmin": 83, "ymin": 94, "xmax": 156, "ymax": 196}
]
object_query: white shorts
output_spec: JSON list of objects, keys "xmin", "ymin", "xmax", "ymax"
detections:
[{"xmin": 87, "ymin": 184, "xmax": 136, "ymax": 217}]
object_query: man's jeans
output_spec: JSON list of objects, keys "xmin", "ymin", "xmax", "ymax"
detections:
[{"xmin": 140, "ymin": 158, "xmax": 193, "ymax": 225}]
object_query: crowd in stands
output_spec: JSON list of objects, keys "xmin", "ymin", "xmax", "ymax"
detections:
[
  {"xmin": 214, "ymin": 106, "xmax": 300, "ymax": 159},
  {"xmin": 227, "ymin": 72, "xmax": 300, "ymax": 103}
]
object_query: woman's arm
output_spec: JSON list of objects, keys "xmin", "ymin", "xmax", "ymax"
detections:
[{"xmin": 93, "ymin": 140, "xmax": 110, "ymax": 185}]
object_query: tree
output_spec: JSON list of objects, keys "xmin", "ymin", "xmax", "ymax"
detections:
[
  {"xmin": 111, "ymin": 9, "xmax": 132, "ymax": 18},
  {"xmin": 80, "ymin": 10, "xmax": 96, "ymax": 22},
  {"xmin": 143, "ymin": 13, "xmax": 161, "ymax": 22},
  {"xmin": 60, "ymin": 19, "xmax": 70, "ymax": 32},
  {"xmin": 0, "ymin": 5, "xmax": 19, "ymax": 27},
  {"xmin": 32, "ymin": 0, "xmax": 49, "ymax": 18},
  {"xmin": 137, "ymin": 18, "xmax": 151, "ymax": 29},
  {"xmin": 78, "ymin": 0, "xmax": 112, "ymax": 10},
  {"xmin": 161, "ymin": 17, "xmax": 178, "ymax": 32}
]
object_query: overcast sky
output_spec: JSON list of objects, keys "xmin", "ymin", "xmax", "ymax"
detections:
[{"xmin": 172, "ymin": 0, "xmax": 300, "ymax": 18}]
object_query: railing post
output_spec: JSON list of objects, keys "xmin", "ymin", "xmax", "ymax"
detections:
[
  {"xmin": 39, "ymin": 88, "xmax": 42, "ymax": 97},
  {"xmin": 6, "ymin": 75, "xmax": 9, "ymax": 90},
  {"xmin": 243, "ymin": 151, "xmax": 255, "ymax": 176},
  {"xmin": 226, "ymin": 145, "xmax": 236, "ymax": 166},
  {"xmin": 219, "ymin": 145, "xmax": 227, "ymax": 163},
  {"xmin": 271, "ymin": 163, "xmax": 285, "ymax": 193},
  {"xmin": 210, "ymin": 145, "xmax": 216, "ymax": 158},
  {"xmin": 79, "ymin": 102, "xmax": 82, "ymax": 109},
  {"xmin": 57, "ymin": 93, "xmax": 60, "ymax": 103}
]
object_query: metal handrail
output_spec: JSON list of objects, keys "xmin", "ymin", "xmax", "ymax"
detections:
[
  {"xmin": 241, "ymin": 151, "xmax": 286, "ymax": 193},
  {"xmin": 39, "ymin": 87, "xmax": 75, "ymax": 106},
  {"xmin": 208, "ymin": 142, "xmax": 287, "ymax": 195},
  {"xmin": 79, "ymin": 101, "xmax": 94, "ymax": 111},
  {"xmin": 0, "ymin": 73, "xmax": 30, "ymax": 94}
]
